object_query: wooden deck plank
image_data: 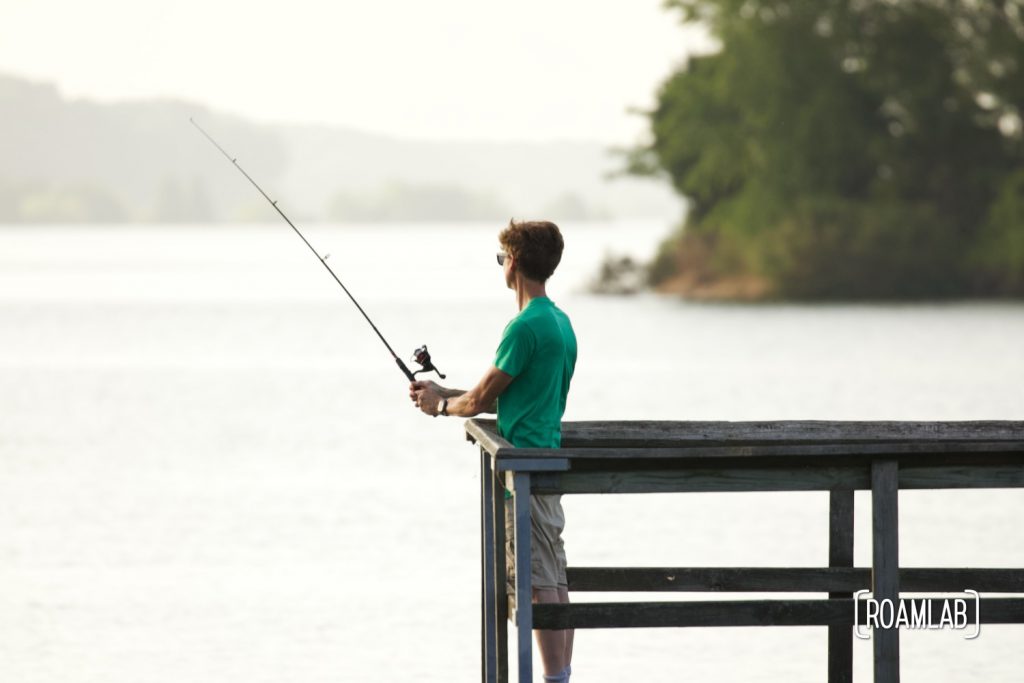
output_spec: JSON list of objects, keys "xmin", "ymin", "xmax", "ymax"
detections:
[{"xmin": 467, "ymin": 419, "xmax": 1024, "ymax": 455}]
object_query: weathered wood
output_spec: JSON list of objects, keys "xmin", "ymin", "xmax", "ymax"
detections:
[
  {"xmin": 525, "ymin": 464, "xmax": 1024, "ymax": 493},
  {"xmin": 566, "ymin": 566, "xmax": 867, "ymax": 592},
  {"xmin": 467, "ymin": 419, "xmax": 515, "ymax": 457},
  {"xmin": 469, "ymin": 418, "xmax": 1024, "ymax": 681},
  {"xmin": 493, "ymin": 456, "xmax": 570, "ymax": 472},
  {"xmin": 829, "ymin": 490, "xmax": 855, "ymax": 683},
  {"xmin": 493, "ymin": 463, "xmax": 509, "ymax": 683},
  {"xmin": 564, "ymin": 567, "xmax": 1024, "ymax": 593},
  {"xmin": 503, "ymin": 441, "xmax": 1024, "ymax": 461},
  {"xmin": 467, "ymin": 419, "xmax": 1024, "ymax": 455},
  {"xmin": 973, "ymin": 597, "xmax": 1024, "ymax": 623},
  {"xmin": 558, "ymin": 420, "xmax": 1024, "ymax": 448},
  {"xmin": 872, "ymin": 461, "xmax": 900, "ymax": 683},
  {"xmin": 899, "ymin": 568, "xmax": 1024, "ymax": 592},
  {"xmin": 898, "ymin": 464, "xmax": 1024, "ymax": 489},
  {"xmin": 532, "ymin": 598, "xmax": 1024, "ymax": 630},
  {"xmin": 829, "ymin": 491, "xmax": 856, "ymax": 574},
  {"xmin": 533, "ymin": 598, "xmax": 852, "ymax": 629},
  {"xmin": 511, "ymin": 472, "xmax": 533, "ymax": 683},
  {"xmin": 532, "ymin": 467, "xmax": 870, "ymax": 495},
  {"xmin": 480, "ymin": 447, "xmax": 497, "ymax": 683}
]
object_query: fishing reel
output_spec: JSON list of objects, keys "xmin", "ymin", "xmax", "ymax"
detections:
[{"xmin": 411, "ymin": 345, "xmax": 446, "ymax": 379}]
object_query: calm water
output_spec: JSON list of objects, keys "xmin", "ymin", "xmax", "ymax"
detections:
[{"xmin": 1, "ymin": 223, "xmax": 1022, "ymax": 683}]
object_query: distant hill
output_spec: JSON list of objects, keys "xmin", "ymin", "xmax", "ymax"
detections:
[{"xmin": 0, "ymin": 73, "xmax": 681, "ymax": 223}]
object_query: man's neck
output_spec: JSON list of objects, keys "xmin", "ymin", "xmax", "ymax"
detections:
[{"xmin": 514, "ymin": 277, "xmax": 547, "ymax": 311}]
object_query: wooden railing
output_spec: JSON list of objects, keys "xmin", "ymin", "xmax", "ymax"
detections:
[{"xmin": 466, "ymin": 419, "xmax": 1024, "ymax": 683}]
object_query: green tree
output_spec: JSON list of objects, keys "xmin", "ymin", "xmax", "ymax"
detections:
[{"xmin": 632, "ymin": 0, "xmax": 1024, "ymax": 298}]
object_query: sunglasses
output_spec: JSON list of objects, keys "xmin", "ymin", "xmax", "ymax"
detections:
[{"xmin": 496, "ymin": 251, "xmax": 507, "ymax": 266}]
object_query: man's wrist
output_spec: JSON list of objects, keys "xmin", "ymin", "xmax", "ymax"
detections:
[{"xmin": 438, "ymin": 397, "xmax": 449, "ymax": 416}]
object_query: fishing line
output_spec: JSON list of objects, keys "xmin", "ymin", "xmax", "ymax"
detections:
[{"xmin": 190, "ymin": 118, "xmax": 444, "ymax": 383}]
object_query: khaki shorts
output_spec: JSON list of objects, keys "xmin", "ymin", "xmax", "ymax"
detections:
[{"xmin": 504, "ymin": 493, "xmax": 567, "ymax": 591}]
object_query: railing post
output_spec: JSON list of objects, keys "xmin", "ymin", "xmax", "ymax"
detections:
[
  {"xmin": 481, "ymin": 447, "xmax": 497, "ymax": 683},
  {"xmin": 495, "ymin": 463, "xmax": 509, "ymax": 682},
  {"xmin": 828, "ymin": 488, "xmax": 854, "ymax": 683},
  {"xmin": 872, "ymin": 460, "xmax": 900, "ymax": 683},
  {"xmin": 512, "ymin": 472, "xmax": 533, "ymax": 683}
]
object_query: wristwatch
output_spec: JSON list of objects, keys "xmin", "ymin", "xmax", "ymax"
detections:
[{"xmin": 438, "ymin": 397, "xmax": 449, "ymax": 416}]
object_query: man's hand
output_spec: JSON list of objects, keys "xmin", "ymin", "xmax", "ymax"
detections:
[
  {"xmin": 408, "ymin": 366, "xmax": 510, "ymax": 418},
  {"xmin": 410, "ymin": 381, "xmax": 443, "ymax": 417},
  {"xmin": 409, "ymin": 380, "xmax": 442, "ymax": 404}
]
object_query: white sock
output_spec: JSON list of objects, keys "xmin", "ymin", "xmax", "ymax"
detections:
[{"xmin": 543, "ymin": 664, "xmax": 571, "ymax": 683}]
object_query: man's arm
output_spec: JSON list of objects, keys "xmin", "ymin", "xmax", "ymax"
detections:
[
  {"xmin": 439, "ymin": 387, "xmax": 498, "ymax": 413},
  {"xmin": 411, "ymin": 365, "xmax": 512, "ymax": 417}
]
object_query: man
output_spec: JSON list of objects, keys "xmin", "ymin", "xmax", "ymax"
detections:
[{"xmin": 410, "ymin": 219, "xmax": 577, "ymax": 683}]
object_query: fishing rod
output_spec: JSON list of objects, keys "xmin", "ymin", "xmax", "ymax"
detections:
[{"xmin": 190, "ymin": 118, "xmax": 444, "ymax": 383}]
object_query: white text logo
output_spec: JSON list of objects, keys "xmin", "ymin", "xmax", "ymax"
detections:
[{"xmin": 853, "ymin": 590, "xmax": 980, "ymax": 639}]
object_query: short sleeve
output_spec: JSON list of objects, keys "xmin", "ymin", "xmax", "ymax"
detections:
[{"xmin": 493, "ymin": 319, "xmax": 535, "ymax": 378}]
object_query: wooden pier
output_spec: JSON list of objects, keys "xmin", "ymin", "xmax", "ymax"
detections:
[{"xmin": 467, "ymin": 419, "xmax": 1024, "ymax": 683}]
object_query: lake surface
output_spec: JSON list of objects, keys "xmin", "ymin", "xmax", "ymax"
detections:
[{"xmin": 1, "ymin": 222, "xmax": 1022, "ymax": 682}]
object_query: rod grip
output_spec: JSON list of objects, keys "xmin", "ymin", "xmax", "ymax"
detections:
[{"xmin": 396, "ymin": 357, "xmax": 415, "ymax": 382}]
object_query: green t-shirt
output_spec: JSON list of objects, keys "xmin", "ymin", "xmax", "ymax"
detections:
[{"xmin": 493, "ymin": 297, "xmax": 577, "ymax": 500}]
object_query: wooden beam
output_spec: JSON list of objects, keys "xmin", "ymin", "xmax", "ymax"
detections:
[
  {"xmin": 480, "ymin": 447, "xmax": 498, "ymax": 683},
  {"xmin": 566, "ymin": 567, "xmax": 867, "ymax": 592},
  {"xmin": 898, "ymin": 465, "xmax": 1024, "ymax": 489},
  {"xmin": 469, "ymin": 420, "xmax": 1024, "ymax": 454},
  {"xmin": 511, "ymin": 472, "xmax": 533, "ymax": 683},
  {"xmin": 532, "ymin": 467, "xmax": 870, "ymax": 495},
  {"xmin": 558, "ymin": 420, "xmax": 1024, "ymax": 448},
  {"xmin": 527, "ymin": 464, "xmax": 1024, "ymax": 493},
  {"xmin": 872, "ymin": 460, "xmax": 900, "ymax": 683},
  {"xmin": 532, "ymin": 598, "xmax": 1024, "ymax": 630},
  {"xmin": 466, "ymin": 419, "xmax": 514, "ymax": 457},
  {"xmin": 563, "ymin": 567, "xmax": 1024, "ymax": 593},
  {"xmin": 900, "ymin": 568, "xmax": 1024, "ymax": 593},
  {"xmin": 534, "ymin": 598, "xmax": 853, "ymax": 629},
  {"xmin": 493, "ymin": 457, "xmax": 570, "ymax": 473},
  {"xmin": 494, "ymin": 463, "xmax": 509, "ymax": 683},
  {"xmin": 829, "ymin": 490, "xmax": 855, "ymax": 683},
  {"xmin": 506, "ymin": 442, "xmax": 1024, "ymax": 461}
]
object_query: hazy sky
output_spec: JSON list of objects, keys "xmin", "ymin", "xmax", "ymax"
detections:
[{"xmin": 0, "ymin": 0, "xmax": 712, "ymax": 143}]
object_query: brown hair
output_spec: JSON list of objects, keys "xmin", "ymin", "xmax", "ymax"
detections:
[{"xmin": 498, "ymin": 219, "xmax": 564, "ymax": 282}]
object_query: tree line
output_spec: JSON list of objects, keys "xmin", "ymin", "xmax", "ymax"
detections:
[{"xmin": 629, "ymin": 0, "xmax": 1024, "ymax": 299}]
